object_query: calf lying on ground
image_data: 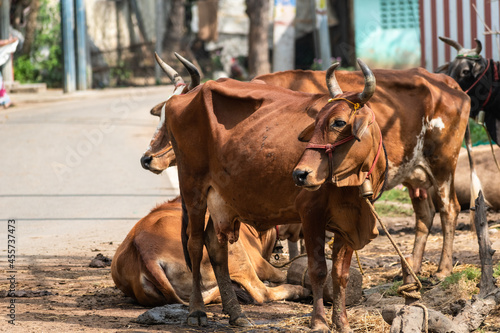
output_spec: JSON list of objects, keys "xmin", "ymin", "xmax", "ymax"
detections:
[{"xmin": 111, "ymin": 197, "xmax": 308, "ymax": 306}]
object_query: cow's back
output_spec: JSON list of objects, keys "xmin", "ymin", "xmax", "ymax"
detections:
[
  {"xmin": 166, "ymin": 79, "xmax": 329, "ymax": 230},
  {"xmin": 111, "ymin": 200, "xmax": 215, "ymax": 305},
  {"xmin": 258, "ymin": 67, "xmax": 469, "ymax": 187}
]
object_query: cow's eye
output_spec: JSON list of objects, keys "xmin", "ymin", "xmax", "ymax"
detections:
[
  {"xmin": 331, "ymin": 120, "xmax": 346, "ymax": 128},
  {"xmin": 461, "ymin": 69, "xmax": 470, "ymax": 76}
]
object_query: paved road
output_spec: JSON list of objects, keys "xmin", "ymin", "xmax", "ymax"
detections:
[{"xmin": 0, "ymin": 86, "xmax": 180, "ymax": 258}]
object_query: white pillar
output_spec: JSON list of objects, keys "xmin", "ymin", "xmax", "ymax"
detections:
[
  {"xmin": 272, "ymin": 0, "xmax": 296, "ymax": 72},
  {"xmin": 315, "ymin": 0, "xmax": 331, "ymax": 70}
]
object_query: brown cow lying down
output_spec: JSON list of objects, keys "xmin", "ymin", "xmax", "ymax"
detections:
[
  {"xmin": 111, "ymin": 197, "xmax": 309, "ymax": 306},
  {"xmin": 455, "ymin": 145, "xmax": 500, "ymax": 210}
]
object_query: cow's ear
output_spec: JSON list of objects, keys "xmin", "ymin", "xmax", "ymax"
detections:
[
  {"xmin": 150, "ymin": 102, "xmax": 165, "ymax": 117},
  {"xmin": 351, "ymin": 107, "xmax": 372, "ymax": 141},
  {"xmin": 298, "ymin": 123, "xmax": 315, "ymax": 142},
  {"xmin": 435, "ymin": 62, "xmax": 449, "ymax": 74}
]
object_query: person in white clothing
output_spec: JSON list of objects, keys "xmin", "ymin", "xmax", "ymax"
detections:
[{"xmin": 0, "ymin": 37, "xmax": 19, "ymax": 109}]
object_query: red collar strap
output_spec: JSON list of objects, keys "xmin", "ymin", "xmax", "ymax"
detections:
[{"xmin": 304, "ymin": 108, "xmax": 382, "ymax": 184}]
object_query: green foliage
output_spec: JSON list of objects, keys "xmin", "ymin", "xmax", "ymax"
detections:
[
  {"xmin": 339, "ymin": 66, "xmax": 356, "ymax": 71},
  {"xmin": 385, "ymin": 281, "xmax": 403, "ymax": 296},
  {"xmin": 310, "ymin": 58, "xmax": 323, "ymax": 70},
  {"xmin": 378, "ymin": 188, "xmax": 411, "ymax": 204},
  {"xmin": 14, "ymin": 0, "xmax": 63, "ymax": 88},
  {"xmin": 441, "ymin": 266, "xmax": 481, "ymax": 290},
  {"xmin": 14, "ymin": 55, "xmax": 40, "ymax": 83},
  {"xmin": 468, "ymin": 119, "xmax": 489, "ymax": 146},
  {"xmin": 110, "ymin": 61, "xmax": 132, "ymax": 87},
  {"xmin": 374, "ymin": 188, "xmax": 413, "ymax": 217},
  {"xmin": 493, "ymin": 262, "xmax": 500, "ymax": 278},
  {"xmin": 373, "ymin": 203, "xmax": 414, "ymax": 217}
]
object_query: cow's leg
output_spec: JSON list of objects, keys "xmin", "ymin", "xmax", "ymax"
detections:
[
  {"xmin": 434, "ymin": 176, "xmax": 460, "ymax": 278},
  {"xmin": 409, "ymin": 187, "xmax": 436, "ymax": 273},
  {"xmin": 330, "ymin": 235, "xmax": 354, "ymax": 333},
  {"xmin": 301, "ymin": 216, "xmax": 329, "ymax": 332},
  {"xmin": 184, "ymin": 201, "xmax": 209, "ymax": 326},
  {"xmin": 204, "ymin": 217, "xmax": 252, "ymax": 326}
]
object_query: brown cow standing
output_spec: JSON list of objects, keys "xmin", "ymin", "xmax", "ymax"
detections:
[
  {"xmin": 144, "ymin": 64, "xmax": 470, "ymax": 279},
  {"xmin": 142, "ymin": 55, "xmax": 469, "ymax": 331},
  {"xmin": 142, "ymin": 58, "xmax": 394, "ymax": 332},
  {"xmin": 254, "ymin": 68, "xmax": 471, "ymax": 277},
  {"xmin": 111, "ymin": 197, "xmax": 308, "ymax": 306}
]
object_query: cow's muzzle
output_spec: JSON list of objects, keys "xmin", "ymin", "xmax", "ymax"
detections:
[
  {"xmin": 141, "ymin": 155, "xmax": 153, "ymax": 170},
  {"xmin": 292, "ymin": 169, "xmax": 309, "ymax": 186},
  {"xmin": 293, "ymin": 169, "xmax": 321, "ymax": 191}
]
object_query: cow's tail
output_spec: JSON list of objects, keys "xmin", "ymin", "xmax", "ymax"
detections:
[
  {"xmin": 181, "ymin": 196, "xmax": 192, "ymax": 271},
  {"xmin": 134, "ymin": 237, "xmax": 187, "ymax": 305},
  {"xmin": 142, "ymin": 258, "xmax": 187, "ymax": 305}
]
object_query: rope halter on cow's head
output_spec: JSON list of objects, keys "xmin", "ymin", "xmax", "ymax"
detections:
[{"xmin": 299, "ymin": 59, "xmax": 383, "ymax": 198}]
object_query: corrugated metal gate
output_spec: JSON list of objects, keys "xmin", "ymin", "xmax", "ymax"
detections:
[{"xmin": 420, "ymin": 0, "xmax": 500, "ymax": 71}]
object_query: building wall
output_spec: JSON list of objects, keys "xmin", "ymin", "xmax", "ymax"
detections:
[
  {"xmin": 420, "ymin": 0, "xmax": 500, "ymax": 71},
  {"xmin": 354, "ymin": 0, "xmax": 420, "ymax": 69}
]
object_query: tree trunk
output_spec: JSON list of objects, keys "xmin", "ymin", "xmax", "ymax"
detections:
[
  {"xmin": 22, "ymin": 0, "xmax": 40, "ymax": 56},
  {"xmin": 474, "ymin": 191, "xmax": 497, "ymax": 298},
  {"xmin": 246, "ymin": 0, "xmax": 270, "ymax": 78},
  {"xmin": 164, "ymin": 0, "xmax": 185, "ymax": 54}
]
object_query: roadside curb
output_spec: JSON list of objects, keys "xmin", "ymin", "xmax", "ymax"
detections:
[{"xmin": 7, "ymin": 85, "xmax": 174, "ymax": 109}]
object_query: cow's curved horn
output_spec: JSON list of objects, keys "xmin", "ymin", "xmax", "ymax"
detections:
[
  {"xmin": 155, "ymin": 52, "xmax": 185, "ymax": 87},
  {"xmin": 357, "ymin": 59, "xmax": 376, "ymax": 104},
  {"xmin": 439, "ymin": 36, "xmax": 463, "ymax": 52},
  {"xmin": 326, "ymin": 62, "xmax": 342, "ymax": 98},
  {"xmin": 174, "ymin": 52, "xmax": 201, "ymax": 89},
  {"xmin": 475, "ymin": 38, "xmax": 482, "ymax": 55}
]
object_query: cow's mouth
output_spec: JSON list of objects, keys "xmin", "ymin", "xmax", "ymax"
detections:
[
  {"xmin": 303, "ymin": 184, "xmax": 321, "ymax": 191},
  {"xmin": 149, "ymin": 168, "xmax": 164, "ymax": 175}
]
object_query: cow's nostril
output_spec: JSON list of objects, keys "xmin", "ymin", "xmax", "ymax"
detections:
[
  {"xmin": 292, "ymin": 169, "xmax": 310, "ymax": 186},
  {"xmin": 141, "ymin": 155, "xmax": 153, "ymax": 170}
]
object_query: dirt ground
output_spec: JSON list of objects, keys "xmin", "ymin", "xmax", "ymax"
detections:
[{"xmin": 1, "ymin": 209, "xmax": 500, "ymax": 333}]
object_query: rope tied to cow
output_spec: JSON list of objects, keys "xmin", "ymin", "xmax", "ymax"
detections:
[
  {"xmin": 327, "ymin": 97, "xmax": 360, "ymax": 119},
  {"xmin": 364, "ymin": 197, "xmax": 430, "ymax": 333},
  {"xmin": 363, "ymin": 197, "xmax": 422, "ymax": 292},
  {"xmin": 397, "ymin": 282, "xmax": 422, "ymax": 300}
]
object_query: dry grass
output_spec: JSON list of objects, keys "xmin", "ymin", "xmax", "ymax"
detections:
[{"xmin": 348, "ymin": 307, "xmax": 389, "ymax": 333}]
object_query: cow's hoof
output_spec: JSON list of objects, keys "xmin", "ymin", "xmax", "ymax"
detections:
[
  {"xmin": 187, "ymin": 310, "xmax": 208, "ymax": 326},
  {"xmin": 229, "ymin": 313, "xmax": 253, "ymax": 327}
]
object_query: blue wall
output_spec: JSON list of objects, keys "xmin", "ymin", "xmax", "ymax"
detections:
[{"xmin": 354, "ymin": 0, "xmax": 421, "ymax": 69}]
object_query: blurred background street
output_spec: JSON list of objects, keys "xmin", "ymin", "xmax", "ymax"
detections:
[{"xmin": 0, "ymin": 86, "xmax": 179, "ymax": 257}]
